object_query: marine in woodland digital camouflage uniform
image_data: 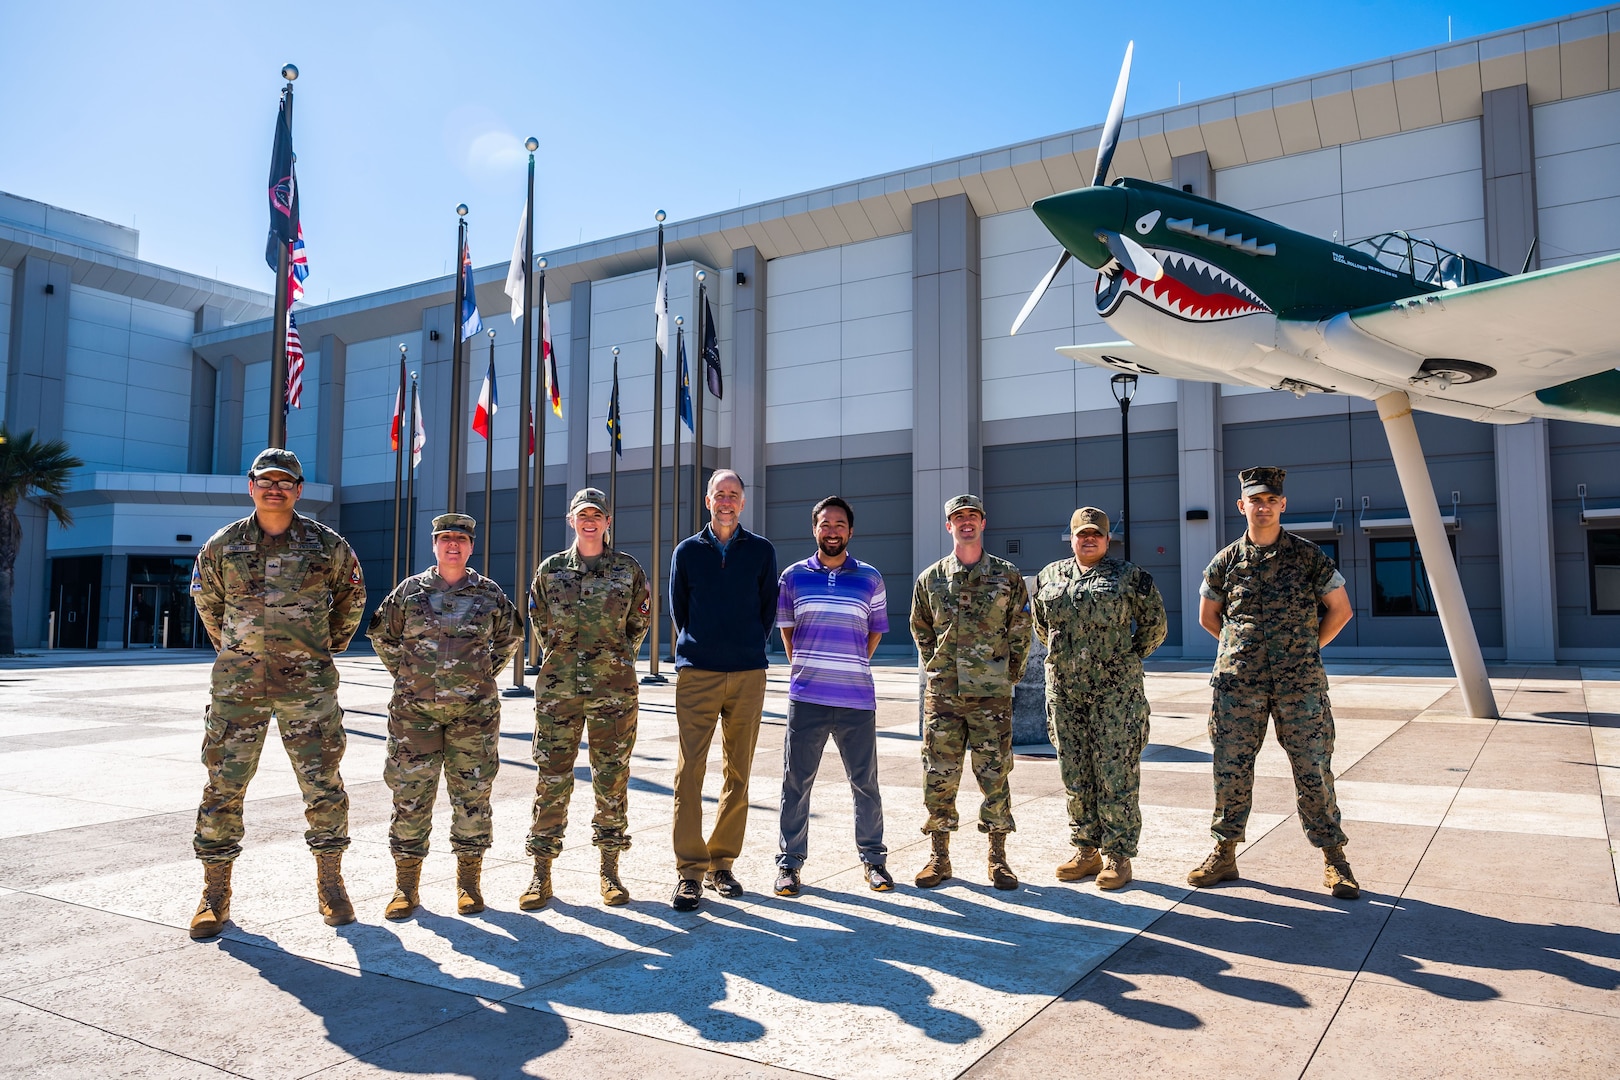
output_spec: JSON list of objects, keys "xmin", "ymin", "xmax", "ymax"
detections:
[
  {"xmin": 911, "ymin": 495, "xmax": 1033, "ymax": 839},
  {"xmin": 527, "ymin": 490, "xmax": 652, "ymax": 869},
  {"xmin": 368, "ymin": 514, "xmax": 521, "ymax": 862},
  {"xmin": 191, "ymin": 450, "xmax": 365, "ymax": 867},
  {"xmin": 1193, "ymin": 465, "xmax": 1359, "ymax": 899},
  {"xmin": 1034, "ymin": 507, "xmax": 1166, "ymax": 879}
]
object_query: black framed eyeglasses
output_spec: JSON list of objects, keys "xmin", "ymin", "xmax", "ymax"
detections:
[{"xmin": 252, "ymin": 478, "xmax": 299, "ymax": 491}]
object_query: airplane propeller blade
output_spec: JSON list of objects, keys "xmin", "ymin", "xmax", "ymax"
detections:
[
  {"xmin": 1010, "ymin": 250, "xmax": 1072, "ymax": 335},
  {"xmin": 1091, "ymin": 41, "xmax": 1135, "ymax": 186},
  {"xmin": 1098, "ymin": 229, "xmax": 1163, "ymax": 281}
]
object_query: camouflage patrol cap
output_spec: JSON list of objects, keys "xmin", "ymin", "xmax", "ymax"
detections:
[
  {"xmin": 944, "ymin": 494, "xmax": 985, "ymax": 518},
  {"xmin": 1070, "ymin": 506, "xmax": 1110, "ymax": 536},
  {"xmin": 431, "ymin": 513, "xmax": 476, "ymax": 538},
  {"xmin": 1239, "ymin": 466, "xmax": 1287, "ymax": 497},
  {"xmin": 247, "ymin": 447, "xmax": 303, "ymax": 481},
  {"xmin": 569, "ymin": 487, "xmax": 609, "ymax": 514}
]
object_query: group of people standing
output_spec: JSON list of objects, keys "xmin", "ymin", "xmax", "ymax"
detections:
[{"xmin": 186, "ymin": 448, "xmax": 1359, "ymax": 941}]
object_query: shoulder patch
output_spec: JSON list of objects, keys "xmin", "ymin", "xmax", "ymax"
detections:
[{"xmin": 1136, "ymin": 570, "xmax": 1156, "ymax": 596}]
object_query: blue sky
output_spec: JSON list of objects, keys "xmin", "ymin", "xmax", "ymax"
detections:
[{"xmin": 0, "ymin": 1, "xmax": 1590, "ymax": 305}]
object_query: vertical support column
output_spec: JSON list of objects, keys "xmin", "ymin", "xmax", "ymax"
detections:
[
  {"xmin": 316, "ymin": 333, "xmax": 346, "ymax": 520},
  {"xmin": 1495, "ymin": 420, "xmax": 1557, "ymax": 661},
  {"xmin": 1177, "ymin": 380, "xmax": 1223, "ymax": 658},
  {"xmin": 566, "ymin": 279, "xmax": 592, "ymax": 505},
  {"xmin": 213, "ymin": 355, "xmax": 245, "ymax": 475},
  {"xmin": 1172, "ymin": 151, "xmax": 1214, "ymax": 198},
  {"xmin": 6, "ymin": 255, "xmax": 70, "ymax": 649},
  {"xmin": 731, "ymin": 247, "xmax": 768, "ymax": 530},
  {"xmin": 1376, "ymin": 392, "xmax": 1499, "ymax": 718},
  {"xmin": 1482, "ymin": 84, "xmax": 1539, "ymax": 272},
  {"xmin": 187, "ymin": 357, "xmax": 217, "ymax": 474},
  {"xmin": 911, "ymin": 194, "xmax": 981, "ymax": 571},
  {"xmin": 415, "ymin": 306, "xmax": 454, "ymax": 552}
]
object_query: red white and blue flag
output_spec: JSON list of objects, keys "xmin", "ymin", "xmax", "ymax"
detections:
[
  {"xmin": 284, "ymin": 309, "xmax": 304, "ymax": 413},
  {"xmin": 288, "ymin": 224, "xmax": 309, "ymax": 303},
  {"xmin": 542, "ymin": 291, "xmax": 561, "ymax": 419},
  {"xmin": 472, "ymin": 348, "xmax": 498, "ymax": 440},
  {"xmin": 460, "ymin": 241, "xmax": 483, "ymax": 341}
]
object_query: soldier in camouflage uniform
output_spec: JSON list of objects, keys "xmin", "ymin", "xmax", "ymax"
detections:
[
  {"xmin": 187, "ymin": 448, "xmax": 365, "ymax": 939},
  {"xmin": 368, "ymin": 513, "xmax": 520, "ymax": 920},
  {"xmin": 1189, "ymin": 466, "xmax": 1360, "ymax": 899},
  {"xmin": 523, "ymin": 488, "xmax": 651, "ymax": 909},
  {"xmin": 1034, "ymin": 507, "xmax": 1167, "ymax": 891},
  {"xmin": 910, "ymin": 494, "xmax": 1033, "ymax": 890}
]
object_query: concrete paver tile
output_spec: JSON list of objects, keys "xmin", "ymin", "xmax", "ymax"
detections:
[
  {"xmin": 1442, "ymin": 788, "xmax": 1607, "ymax": 839},
  {"xmin": 0, "ymin": 997, "xmax": 234, "ymax": 1079},
  {"xmin": 0, "ymin": 891, "xmax": 191, "ymax": 994},
  {"xmin": 1410, "ymin": 828, "xmax": 1619, "ymax": 905}
]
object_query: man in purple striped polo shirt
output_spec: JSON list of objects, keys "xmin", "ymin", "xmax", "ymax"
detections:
[{"xmin": 773, "ymin": 496, "xmax": 892, "ymax": 897}]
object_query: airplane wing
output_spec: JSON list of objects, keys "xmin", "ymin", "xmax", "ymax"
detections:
[
  {"xmin": 1056, "ymin": 341, "xmax": 1232, "ymax": 382},
  {"xmin": 1346, "ymin": 253, "xmax": 1620, "ymax": 413}
]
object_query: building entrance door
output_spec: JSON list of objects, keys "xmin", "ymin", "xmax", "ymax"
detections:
[
  {"xmin": 127, "ymin": 584, "xmax": 161, "ymax": 648},
  {"xmin": 48, "ymin": 556, "xmax": 102, "ymax": 649}
]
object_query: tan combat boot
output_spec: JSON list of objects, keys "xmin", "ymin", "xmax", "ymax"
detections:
[
  {"xmin": 915, "ymin": 832, "xmax": 952, "ymax": 888},
  {"xmin": 600, "ymin": 849, "xmax": 630, "ymax": 907},
  {"xmin": 1056, "ymin": 846, "xmax": 1103, "ymax": 882},
  {"xmin": 456, "ymin": 855, "xmax": 485, "ymax": 915},
  {"xmin": 987, "ymin": 831, "xmax": 1019, "ymax": 891},
  {"xmin": 188, "ymin": 862, "xmax": 233, "ymax": 939},
  {"xmin": 1097, "ymin": 853, "xmax": 1133, "ymax": 890},
  {"xmin": 1187, "ymin": 839, "xmax": 1239, "ymax": 887},
  {"xmin": 315, "ymin": 851, "xmax": 356, "ymax": 926},
  {"xmin": 519, "ymin": 855, "xmax": 553, "ymax": 910},
  {"xmin": 1323, "ymin": 845, "xmax": 1361, "ymax": 899},
  {"xmin": 385, "ymin": 855, "xmax": 423, "ymax": 920}
]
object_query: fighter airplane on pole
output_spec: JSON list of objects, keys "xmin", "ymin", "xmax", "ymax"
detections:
[{"xmin": 1013, "ymin": 43, "xmax": 1620, "ymax": 719}]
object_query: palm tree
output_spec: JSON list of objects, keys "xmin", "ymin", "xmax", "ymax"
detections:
[{"xmin": 0, "ymin": 426, "xmax": 83, "ymax": 655}]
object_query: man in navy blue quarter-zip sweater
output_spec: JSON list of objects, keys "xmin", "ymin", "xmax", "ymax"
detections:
[{"xmin": 666, "ymin": 469, "xmax": 779, "ymax": 910}]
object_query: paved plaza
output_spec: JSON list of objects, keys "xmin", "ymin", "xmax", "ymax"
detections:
[{"xmin": 0, "ymin": 650, "xmax": 1616, "ymax": 1078}]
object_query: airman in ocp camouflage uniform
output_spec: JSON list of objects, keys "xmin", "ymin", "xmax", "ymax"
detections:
[
  {"xmin": 522, "ymin": 488, "xmax": 651, "ymax": 909},
  {"xmin": 1189, "ymin": 466, "xmax": 1361, "ymax": 899},
  {"xmin": 910, "ymin": 494, "xmax": 1032, "ymax": 891},
  {"xmin": 188, "ymin": 448, "xmax": 365, "ymax": 939},
  {"xmin": 1035, "ymin": 507, "xmax": 1167, "ymax": 891},
  {"xmin": 368, "ymin": 512, "xmax": 521, "ymax": 920}
]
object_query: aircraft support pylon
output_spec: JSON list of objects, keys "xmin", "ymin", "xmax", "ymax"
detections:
[{"xmin": 1375, "ymin": 391, "xmax": 1500, "ymax": 719}]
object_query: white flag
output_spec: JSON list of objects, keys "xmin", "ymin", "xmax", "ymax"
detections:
[
  {"xmin": 412, "ymin": 395, "xmax": 427, "ymax": 467},
  {"xmin": 653, "ymin": 231, "xmax": 669, "ymax": 359},
  {"xmin": 504, "ymin": 198, "xmax": 527, "ymax": 323}
]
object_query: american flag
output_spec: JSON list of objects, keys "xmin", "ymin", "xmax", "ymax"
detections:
[
  {"xmin": 288, "ymin": 225, "xmax": 309, "ymax": 303},
  {"xmin": 285, "ymin": 309, "xmax": 304, "ymax": 412}
]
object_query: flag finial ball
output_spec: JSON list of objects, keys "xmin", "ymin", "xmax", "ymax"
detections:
[
  {"xmin": 487, "ymin": 329, "xmax": 496, "ymax": 339},
  {"xmin": 399, "ymin": 343, "xmax": 408, "ymax": 354},
  {"xmin": 612, "ymin": 346, "xmax": 620, "ymax": 356},
  {"xmin": 456, "ymin": 203, "xmax": 469, "ymax": 217},
  {"xmin": 536, "ymin": 256, "xmax": 547, "ymax": 269},
  {"xmin": 524, "ymin": 136, "xmax": 539, "ymax": 152},
  {"xmin": 676, "ymin": 315, "xmax": 684, "ymax": 327},
  {"xmin": 655, "ymin": 210, "xmax": 666, "ymax": 223},
  {"xmin": 696, "ymin": 269, "xmax": 706, "ymax": 283},
  {"xmin": 281, "ymin": 64, "xmax": 298, "ymax": 81}
]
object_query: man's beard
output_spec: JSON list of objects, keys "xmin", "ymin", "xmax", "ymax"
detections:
[{"xmin": 818, "ymin": 538, "xmax": 846, "ymax": 559}]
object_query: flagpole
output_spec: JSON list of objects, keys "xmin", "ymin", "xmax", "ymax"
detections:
[
  {"xmin": 406, "ymin": 372, "xmax": 420, "ymax": 575},
  {"xmin": 644, "ymin": 211, "xmax": 667, "ymax": 686},
  {"xmin": 482, "ymin": 329, "xmax": 496, "ymax": 575},
  {"xmin": 449, "ymin": 204, "xmax": 470, "ymax": 510},
  {"xmin": 526, "ymin": 259, "xmax": 548, "ymax": 677},
  {"xmin": 392, "ymin": 342, "xmax": 408, "ymax": 586},
  {"xmin": 670, "ymin": 317, "xmax": 684, "ymax": 663},
  {"xmin": 608, "ymin": 347, "xmax": 619, "ymax": 546},
  {"xmin": 694, "ymin": 270, "xmax": 707, "ymax": 534},
  {"xmin": 268, "ymin": 65, "xmax": 297, "ymax": 449},
  {"xmin": 509, "ymin": 137, "xmax": 538, "ymax": 696}
]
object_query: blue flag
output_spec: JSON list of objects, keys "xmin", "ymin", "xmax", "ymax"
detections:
[
  {"xmin": 677, "ymin": 327, "xmax": 694, "ymax": 432},
  {"xmin": 606, "ymin": 370, "xmax": 622, "ymax": 457},
  {"xmin": 460, "ymin": 242, "xmax": 483, "ymax": 341}
]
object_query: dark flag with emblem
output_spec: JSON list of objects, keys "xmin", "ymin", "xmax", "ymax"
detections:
[
  {"xmin": 677, "ymin": 326, "xmax": 694, "ymax": 431},
  {"xmin": 265, "ymin": 97, "xmax": 298, "ymax": 271},
  {"xmin": 606, "ymin": 367, "xmax": 623, "ymax": 457},
  {"xmin": 702, "ymin": 296, "xmax": 722, "ymax": 398}
]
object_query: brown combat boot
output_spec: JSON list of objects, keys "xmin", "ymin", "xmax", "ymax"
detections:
[
  {"xmin": 1056, "ymin": 846, "xmax": 1103, "ymax": 882},
  {"xmin": 519, "ymin": 855, "xmax": 553, "ymax": 910},
  {"xmin": 1097, "ymin": 853, "xmax": 1133, "ymax": 891},
  {"xmin": 600, "ymin": 849, "xmax": 630, "ymax": 906},
  {"xmin": 456, "ymin": 855, "xmax": 485, "ymax": 915},
  {"xmin": 385, "ymin": 855, "xmax": 423, "ymax": 921},
  {"xmin": 1188, "ymin": 839, "xmax": 1240, "ymax": 887},
  {"xmin": 915, "ymin": 831, "xmax": 952, "ymax": 888},
  {"xmin": 987, "ymin": 831, "xmax": 1019, "ymax": 891},
  {"xmin": 189, "ymin": 862, "xmax": 232, "ymax": 939},
  {"xmin": 315, "ymin": 851, "xmax": 356, "ymax": 926},
  {"xmin": 1323, "ymin": 845, "xmax": 1361, "ymax": 899}
]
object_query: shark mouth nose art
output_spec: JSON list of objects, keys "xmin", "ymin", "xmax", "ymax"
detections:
[{"xmin": 1096, "ymin": 250, "xmax": 1271, "ymax": 321}]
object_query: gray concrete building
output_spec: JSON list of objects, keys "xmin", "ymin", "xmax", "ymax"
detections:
[{"xmin": 6, "ymin": 8, "xmax": 1620, "ymax": 661}]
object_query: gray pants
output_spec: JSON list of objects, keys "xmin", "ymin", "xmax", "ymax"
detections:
[{"xmin": 777, "ymin": 700, "xmax": 886, "ymax": 868}]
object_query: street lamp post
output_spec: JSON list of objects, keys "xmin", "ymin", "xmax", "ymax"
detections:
[{"xmin": 1110, "ymin": 372, "xmax": 1138, "ymax": 563}]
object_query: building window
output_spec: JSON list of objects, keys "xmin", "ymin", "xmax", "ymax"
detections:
[
  {"xmin": 1592, "ymin": 530, "xmax": 1620, "ymax": 614},
  {"xmin": 1370, "ymin": 536, "xmax": 1454, "ymax": 616},
  {"xmin": 1316, "ymin": 539, "xmax": 1340, "ymax": 569}
]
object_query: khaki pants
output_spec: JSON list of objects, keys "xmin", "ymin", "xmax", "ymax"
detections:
[{"xmin": 672, "ymin": 667, "xmax": 767, "ymax": 879}]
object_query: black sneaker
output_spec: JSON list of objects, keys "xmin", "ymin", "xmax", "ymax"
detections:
[
  {"xmin": 704, "ymin": 868, "xmax": 744, "ymax": 898},
  {"xmin": 774, "ymin": 867, "xmax": 802, "ymax": 897},
  {"xmin": 864, "ymin": 863, "xmax": 895, "ymax": 892},
  {"xmin": 670, "ymin": 878, "xmax": 701, "ymax": 911}
]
